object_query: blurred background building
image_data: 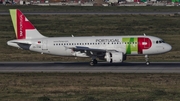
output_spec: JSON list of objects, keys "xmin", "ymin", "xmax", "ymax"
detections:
[{"xmin": 0, "ymin": 0, "xmax": 178, "ymax": 6}]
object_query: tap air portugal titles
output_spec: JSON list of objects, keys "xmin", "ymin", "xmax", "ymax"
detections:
[{"xmin": 7, "ymin": 9, "xmax": 172, "ymax": 66}]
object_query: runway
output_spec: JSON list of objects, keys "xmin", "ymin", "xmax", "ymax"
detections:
[{"xmin": 0, "ymin": 62, "xmax": 180, "ymax": 73}]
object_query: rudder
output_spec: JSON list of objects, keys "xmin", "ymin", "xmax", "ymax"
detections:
[{"xmin": 10, "ymin": 9, "xmax": 45, "ymax": 39}]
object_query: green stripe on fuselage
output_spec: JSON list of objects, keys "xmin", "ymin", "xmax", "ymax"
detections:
[
  {"xmin": 122, "ymin": 38, "xmax": 138, "ymax": 54},
  {"xmin": 10, "ymin": 9, "xmax": 17, "ymax": 38}
]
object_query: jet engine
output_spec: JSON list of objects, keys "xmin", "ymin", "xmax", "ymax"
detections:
[{"xmin": 105, "ymin": 51, "xmax": 126, "ymax": 63}]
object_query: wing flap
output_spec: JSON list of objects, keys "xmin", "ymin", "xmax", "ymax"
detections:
[{"xmin": 67, "ymin": 46, "xmax": 106, "ymax": 53}]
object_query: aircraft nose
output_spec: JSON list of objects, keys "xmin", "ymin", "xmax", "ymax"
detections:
[{"xmin": 165, "ymin": 44, "xmax": 172, "ymax": 52}]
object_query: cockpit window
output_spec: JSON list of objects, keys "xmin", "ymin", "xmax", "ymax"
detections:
[{"xmin": 156, "ymin": 40, "xmax": 165, "ymax": 44}]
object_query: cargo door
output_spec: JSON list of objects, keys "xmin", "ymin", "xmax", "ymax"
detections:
[{"xmin": 42, "ymin": 40, "xmax": 48, "ymax": 50}]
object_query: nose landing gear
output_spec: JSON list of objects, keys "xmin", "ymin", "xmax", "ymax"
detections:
[{"xmin": 145, "ymin": 55, "xmax": 150, "ymax": 65}]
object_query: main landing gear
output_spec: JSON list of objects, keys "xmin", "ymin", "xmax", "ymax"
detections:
[
  {"xmin": 89, "ymin": 59, "xmax": 98, "ymax": 66},
  {"xmin": 145, "ymin": 55, "xmax": 150, "ymax": 65}
]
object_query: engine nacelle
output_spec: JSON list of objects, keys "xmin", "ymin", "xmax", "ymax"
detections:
[{"xmin": 105, "ymin": 52, "xmax": 125, "ymax": 63}]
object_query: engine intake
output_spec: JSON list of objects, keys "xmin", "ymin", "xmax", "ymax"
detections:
[{"xmin": 105, "ymin": 52, "xmax": 125, "ymax": 63}]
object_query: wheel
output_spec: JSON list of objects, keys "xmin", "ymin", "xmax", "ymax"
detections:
[
  {"xmin": 89, "ymin": 61, "xmax": 94, "ymax": 66},
  {"xmin": 146, "ymin": 61, "xmax": 150, "ymax": 65},
  {"xmin": 89, "ymin": 59, "xmax": 98, "ymax": 66}
]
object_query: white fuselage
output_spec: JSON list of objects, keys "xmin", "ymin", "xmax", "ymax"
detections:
[{"xmin": 7, "ymin": 35, "xmax": 172, "ymax": 58}]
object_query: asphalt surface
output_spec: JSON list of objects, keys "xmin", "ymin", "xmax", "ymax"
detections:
[{"xmin": 0, "ymin": 62, "xmax": 180, "ymax": 73}]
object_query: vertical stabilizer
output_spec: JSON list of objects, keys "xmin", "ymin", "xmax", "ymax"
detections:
[{"xmin": 9, "ymin": 9, "xmax": 45, "ymax": 39}]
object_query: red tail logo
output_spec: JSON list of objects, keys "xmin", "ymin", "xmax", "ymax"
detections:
[{"xmin": 17, "ymin": 10, "xmax": 35, "ymax": 39}]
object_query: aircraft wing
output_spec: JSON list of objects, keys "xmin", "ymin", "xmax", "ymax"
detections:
[
  {"xmin": 67, "ymin": 46, "xmax": 107, "ymax": 57},
  {"xmin": 72, "ymin": 46, "xmax": 106, "ymax": 52}
]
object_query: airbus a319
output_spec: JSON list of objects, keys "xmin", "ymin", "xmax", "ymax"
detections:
[{"xmin": 7, "ymin": 9, "xmax": 172, "ymax": 66}]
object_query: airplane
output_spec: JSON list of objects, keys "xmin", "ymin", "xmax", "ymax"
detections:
[{"xmin": 7, "ymin": 9, "xmax": 172, "ymax": 66}]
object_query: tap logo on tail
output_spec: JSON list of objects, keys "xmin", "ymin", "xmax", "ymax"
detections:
[{"xmin": 10, "ymin": 9, "xmax": 35, "ymax": 39}]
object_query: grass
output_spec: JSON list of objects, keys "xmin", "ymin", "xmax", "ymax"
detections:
[
  {"xmin": 0, "ymin": 73, "xmax": 180, "ymax": 101},
  {"xmin": 0, "ymin": 14, "xmax": 180, "ymax": 62},
  {"xmin": 1, "ymin": 6, "xmax": 180, "ymax": 12}
]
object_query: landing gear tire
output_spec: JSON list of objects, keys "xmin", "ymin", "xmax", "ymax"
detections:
[
  {"xmin": 89, "ymin": 59, "xmax": 98, "ymax": 66},
  {"xmin": 146, "ymin": 61, "xmax": 150, "ymax": 65}
]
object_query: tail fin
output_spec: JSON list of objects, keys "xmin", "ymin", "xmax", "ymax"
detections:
[{"xmin": 9, "ymin": 9, "xmax": 45, "ymax": 39}]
